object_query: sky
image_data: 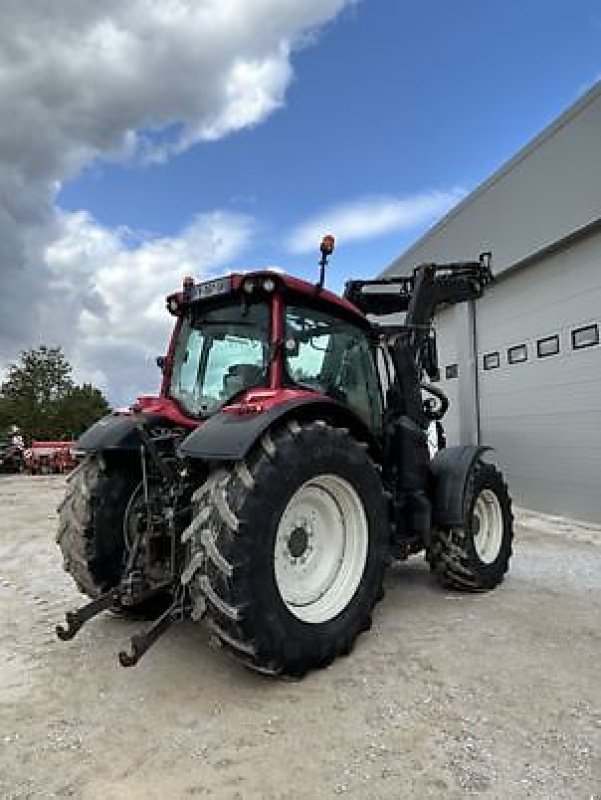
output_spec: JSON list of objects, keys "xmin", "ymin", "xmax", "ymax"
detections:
[{"xmin": 1, "ymin": 0, "xmax": 600, "ymax": 406}]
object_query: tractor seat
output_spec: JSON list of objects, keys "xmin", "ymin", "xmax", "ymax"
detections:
[{"xmin": 222, "ymin": 363, "xmax": 264, "ymax": 397}]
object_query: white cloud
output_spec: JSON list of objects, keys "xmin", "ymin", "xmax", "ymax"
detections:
[
  {"xmin": 0, "ymin": 0, "xmax": 355, "ymax": 398},
  {"xmin": 286, "ymin": 189, "xmax": 465, "ymax": 254},
  {"xmin": 44, "ymin": 209, "xmax": 254, "ymax": 404},
  {"xmin": 0, "ymin": 1, "xmax": 352, "ymax": 176}
]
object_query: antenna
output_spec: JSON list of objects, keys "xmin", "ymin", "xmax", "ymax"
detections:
[{"xmin": 316, "ymin": 234, "xmax": 335, "ymax": 290}]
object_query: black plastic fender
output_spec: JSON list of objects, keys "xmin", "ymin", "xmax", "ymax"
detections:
[
  {"xmin": 429, "ymin": 445, "xmax": 492, "ymax": 527},
  {"xmin": 178, "ymin": 397, "xmax": 378, "ymax": 461},
  {"xmin": 75, "ymin": 413, "xmax": 151, "ymax": 452}
]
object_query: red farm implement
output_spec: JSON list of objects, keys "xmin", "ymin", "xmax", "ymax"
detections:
[{"xmin": 26, "ymin": 441, "xmax": 78, "ymax": 475}]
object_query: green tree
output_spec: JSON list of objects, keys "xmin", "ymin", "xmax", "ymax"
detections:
[
  {"xmin": 0, "ymin": 346, "xmax": 110, "ymax": 441},
  {"xmin": 55, "ymin": 384, "xmax": 111, "ymax": 439}
]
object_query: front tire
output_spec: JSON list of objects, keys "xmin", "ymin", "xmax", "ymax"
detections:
[
  {"xmin": 183, "ymin": 420, "xmax": 389, "ymax": 677},
  {"xmin": 428, "ymin": 460, "xmax": 513, "ymax": 591}
]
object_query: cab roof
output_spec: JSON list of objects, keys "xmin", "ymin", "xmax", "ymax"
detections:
[{"xmin": 168, "ymin": 270, "xmax": 369, "ymax": 328}]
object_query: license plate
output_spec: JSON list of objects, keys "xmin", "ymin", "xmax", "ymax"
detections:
[{"xmin": 190, "ymin": 277, "xmax": 232, "ymax": 302}]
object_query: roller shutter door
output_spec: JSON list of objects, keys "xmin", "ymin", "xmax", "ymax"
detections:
[{"xmin": 475, "ymin": 231, "xmax": 601, "ymax": 522}]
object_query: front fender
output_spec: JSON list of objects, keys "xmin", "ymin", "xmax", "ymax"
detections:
[
  {"xmin": 429, "ymin": 445, "xmax": 492, "ymax": 527},
  {"xmin": 178, "ymin": 397, "xmax": 379, "ymax": 461}
]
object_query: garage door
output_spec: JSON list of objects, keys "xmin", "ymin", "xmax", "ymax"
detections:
[{"xmin": 475, "ymin": 230, "xmax": 601, "ymax": 523}]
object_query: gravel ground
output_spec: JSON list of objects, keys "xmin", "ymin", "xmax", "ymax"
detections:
[{"xmin": 0, "ymin": 474, "xmax": 600, "ymax": 800}]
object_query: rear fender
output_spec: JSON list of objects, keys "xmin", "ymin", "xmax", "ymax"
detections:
[
  {"xmin": 75, "ymin": 414, "xmax": 142, "ymax": 452},
  {"xmin": 429, "ymin": 445, "xmax": 492, "ymax": 527},
  {"xmin": 75, "ymin": 413, "xmax": 178, "ymax": 453},
  {"xmin": 178, "ymin": 397, "xmax": 379, "ymax": 461}
]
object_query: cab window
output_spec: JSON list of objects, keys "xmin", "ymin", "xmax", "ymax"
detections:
[{"xmin": 285, "ymin": 305, "xmax": 383, "ymax": 433}]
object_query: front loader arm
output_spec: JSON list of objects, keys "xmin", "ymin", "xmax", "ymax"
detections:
[
  {"xmin": 344, "ymin": 253, "xmax": 492, "ymax": 329},
  {"xmin": 344, "ymin": 253, "xmax": 492, "ymax": 377},
  {"xmin": 404, "ymin": 255, "xmax": 492, "ymax": 330}
]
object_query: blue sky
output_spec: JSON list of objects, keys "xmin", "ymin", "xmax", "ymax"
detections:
[
  {"xmin": 1, "ymin": 0, "xmax": 599, "ymax": 403},
  {"xmin": 56, "ymin": 0, "xmax": 601, "ymax": 292}
]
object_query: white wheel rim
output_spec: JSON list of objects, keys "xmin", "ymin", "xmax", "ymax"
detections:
[
  {"xmin": 274, "ymin": 474, "xmax": 368, "ymax": 624},
  {"xmin": 472, "ymin": 489, "xmax": 504, "ymax": 564}
]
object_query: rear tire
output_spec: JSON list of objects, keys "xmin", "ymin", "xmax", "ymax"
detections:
[
  {"xmin": 183, "ymin": 420, "xmax": 389, "ymax": 677},
  {"xmin": 428, "ymin": 460, "xmax": 513, "ymax": 591},
  {"xmin": 56, "ymin": 454, "xmax": 170, "ymax": 618}
]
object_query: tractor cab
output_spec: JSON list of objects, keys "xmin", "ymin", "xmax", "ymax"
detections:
[{"xmin": 162, "ymin": 267, "xmax": 383, "ymax": 434}]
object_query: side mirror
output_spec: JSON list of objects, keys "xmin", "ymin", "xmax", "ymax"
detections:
[{"xmin": 156, "ymin": 355, "xmax": 166, "ymax": 372}]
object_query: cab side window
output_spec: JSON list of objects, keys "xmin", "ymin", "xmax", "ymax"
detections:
[{"xmin": 285, "ymin": 305, "xmax": 383, "ymax": 433}]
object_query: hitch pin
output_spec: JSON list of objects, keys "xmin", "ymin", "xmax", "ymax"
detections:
[{"xmin": 56, "ymin": 590, "xmax": 117, "ymax": 641}]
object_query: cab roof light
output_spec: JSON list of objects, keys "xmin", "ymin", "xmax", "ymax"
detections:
[
  {"xmin": 320, "ymin": 234, "xmax": 336, "ymax": 257},
  {"xmin": 317, "ymin": 233, "xmax": 336, "ymax": 290}
]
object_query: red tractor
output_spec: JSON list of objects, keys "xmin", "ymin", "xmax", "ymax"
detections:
[{"xmin": 56, "ymin": 241, "xmax": 513, "ymax": 677}]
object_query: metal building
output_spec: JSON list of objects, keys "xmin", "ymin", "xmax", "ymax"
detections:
[{"xmin": 384, "ymin": 81, "xmax": 601, "ymax": 524}]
